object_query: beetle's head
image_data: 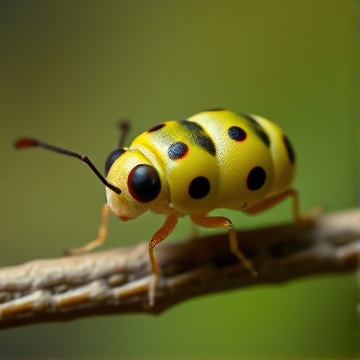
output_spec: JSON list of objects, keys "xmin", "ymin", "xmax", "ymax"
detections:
[{"xmin": 104, "ymin": 148, "xmax": 168, "ymax": 220}]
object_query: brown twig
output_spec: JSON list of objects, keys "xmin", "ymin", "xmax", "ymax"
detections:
[{"xmin": 0, "ymin": 209, "xmax": 358, "ymax": 329}]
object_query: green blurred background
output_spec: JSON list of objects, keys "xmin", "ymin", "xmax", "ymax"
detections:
[{"xmin": 0, "ymin": 0, "xmax": 358, "ymax": 358}]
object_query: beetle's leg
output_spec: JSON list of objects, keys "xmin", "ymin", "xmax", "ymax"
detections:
[
  {"xmin": 244, "ymin": 188, "xmax": 304, "ymax": 222},
  {"xmin": 66, "ymin": 203, "xmax": 110, "ymax": 255},
  {"xmin": 190, "ymin": 215, "xmax": 257, "ymax": 277},
  {"xmin": 148, "ymin": 213, "xmax": 178, "ymax": 306},
  {"xmin": 244, "ymin": 188, "xmax": 320, "ymax": 223},
  {"xmin": 244, "ymin": 188, "xmax": 300, "ymax": 219}
]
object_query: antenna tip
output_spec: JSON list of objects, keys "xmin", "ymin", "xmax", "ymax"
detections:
[
  {"xmin": 118, "ymin": 119, "xmax": 130, "ymax": 132},
  {"xmin": 14, "ymin": 138, "xmax": 38, "ymax": 149}
]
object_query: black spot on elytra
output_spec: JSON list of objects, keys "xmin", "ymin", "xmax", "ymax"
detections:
[
  {"xmin": 247, "ymin": 166, "xmax": 266, "ymax": 191},
  {"xmin": 168, "ymin": 141, "xmax": 188, "ymax": 160},
  {"xmin": 283, "ymin": 134, "xmax": 295, "ymax": 164},
  {"xmin": 257, "ymin": 129, "xmax": 270, "ymax": 147},
  {"xmin": 180, "ymin": 120, "xmax": 203, "ymax": 132},
  {"xmin": 241, "ymin": 114, "xmax": 270, "ymax": 147},
  {"xmin": 179, "ymin": 120, "xmax": 216, "ymax": 156},
  {"xmin": 148, "ymin": 124, "xmax": 165, "ymax": 133},
  {"xmin": 228, "ymin": 126, "xmax": 247, "ymax": 142},
  {"xmin": 188, "ymin": 176, "xmax": 210, "ymax": 199}
]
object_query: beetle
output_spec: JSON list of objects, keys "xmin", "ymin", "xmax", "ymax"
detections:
[{"xmin": 15, "ymin": 109, "xmax": 300, "ymax": 306}]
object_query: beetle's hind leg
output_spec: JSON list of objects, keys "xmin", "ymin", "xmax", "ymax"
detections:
[
  {"xmin": 65, "ymin": 203, "xmax": 110, "ymax": 255},
  {"xmin": 190, "ymin": 215, "xmax": 257, "ymax": 277},
  {"xmin": 244, "ymin": 188, "xmax": 320, "ymax": 223}
]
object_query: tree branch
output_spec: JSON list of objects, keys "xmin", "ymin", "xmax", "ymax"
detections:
[{"xmin": 0, "ymin": 209, "xmax": 358, "ymax": 329}]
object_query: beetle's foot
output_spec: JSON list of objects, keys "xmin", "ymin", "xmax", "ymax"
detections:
[
  {"xmin": 235, "ymin": 253, "xmax": 258, "ymax": 277},
  {"xmin": 243, "ymin": 259, "xmax": 258, "ymax": 278},
  {"xmin": 64, "ymin": 237, "xmax": 105, "ymax": 256},
  {"xmin": 231, "ymin": 248, "xmax": 257, "ymax": 277},
  {"xmin": 147, "ymin": 273, "xmax": 158, "ymax": 308},
  {"xmin": 64, "ymin": 246, "xmax": 87, "ymax": 256}
]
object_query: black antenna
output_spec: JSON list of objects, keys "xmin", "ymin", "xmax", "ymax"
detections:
[
  {"xmin": 14, "ymin": 138, "xmax": 121, "ymax": 194},
  {"xmin": 118, "ymin": 119, "xmax": 130, "ymax": 149}
]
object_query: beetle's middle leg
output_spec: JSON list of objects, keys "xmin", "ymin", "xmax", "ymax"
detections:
[{"xmin": 190, "ymin": 215, "xmax": 257, "ymax": 277}]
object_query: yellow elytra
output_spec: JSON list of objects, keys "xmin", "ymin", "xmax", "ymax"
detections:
[{"xmin": 15, "ymin": 109, "xmax": 299, "ymax": 306}]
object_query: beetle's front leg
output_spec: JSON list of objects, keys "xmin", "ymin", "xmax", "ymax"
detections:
[
  {"xmin": 65, "ymin": 203, "xmax": 110, "ymax": 255},
  {"xmin": 148, "ymin": 213, "xmax": 178, "ymax": 306}
]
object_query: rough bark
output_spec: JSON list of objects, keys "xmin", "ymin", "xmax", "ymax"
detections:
[{"xmin": 0, "ymin": 209, "xmax": 358, "ymax": 329}]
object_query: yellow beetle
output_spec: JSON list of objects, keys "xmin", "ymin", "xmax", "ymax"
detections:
[{"xmin": 15, "ymin": 109, "xmax": 299, "ymax": 306}]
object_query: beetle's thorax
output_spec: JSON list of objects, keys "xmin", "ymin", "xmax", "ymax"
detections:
[{"xmin": 131, "ymin": 144, "xmax": 165, "ymax": 176}]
